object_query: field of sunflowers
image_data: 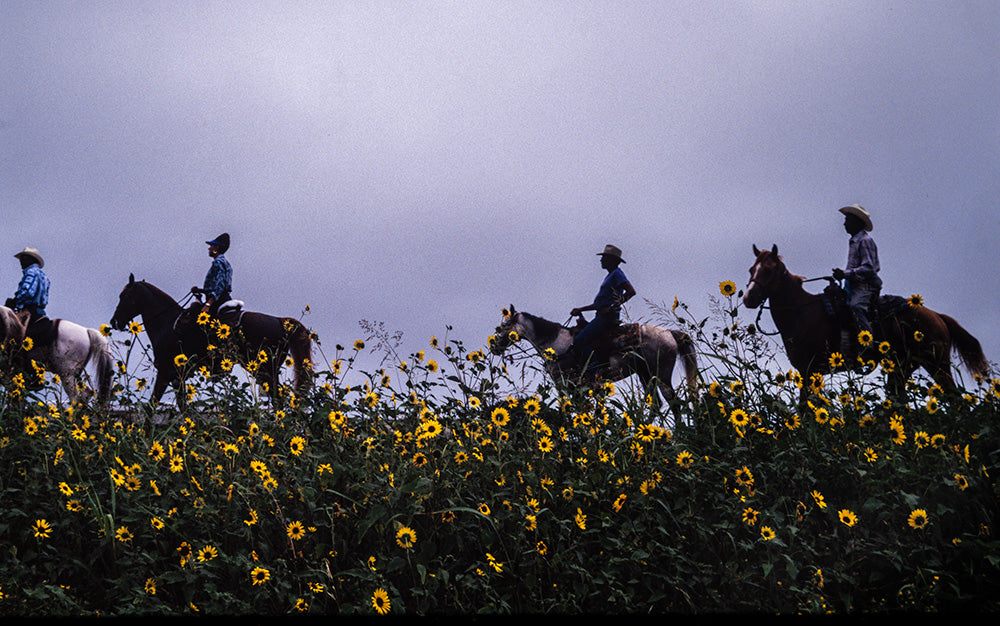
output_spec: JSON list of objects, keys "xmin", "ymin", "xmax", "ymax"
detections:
[{"xmin": 1, "ymin": 290, "xmax": 999, "ymax": 615}]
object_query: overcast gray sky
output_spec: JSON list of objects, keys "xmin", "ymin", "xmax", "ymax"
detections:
[{"xmin": 3, "ymin": 1, "xmax": 998, "ymax": 398}]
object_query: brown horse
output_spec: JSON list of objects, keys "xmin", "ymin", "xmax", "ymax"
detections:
[
  {"xmin": 110, "ymin": 274, "xmax": 312, "ymax": 406},
  {"xmin": 742, "ymin": 245, "xmax": 988, "ymax": 398}
]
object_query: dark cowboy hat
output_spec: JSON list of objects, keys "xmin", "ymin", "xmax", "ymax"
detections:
[
  {"xmin": 206, "ymin": 233, "xmax": 230, "ymax": 253},
  {"xmin": 14, "ymin": 246, "xmax": 44, "ymax": 268},
  {"xmin": 597, "ymin": 244, "xmax": 625, "ymax": 263}
]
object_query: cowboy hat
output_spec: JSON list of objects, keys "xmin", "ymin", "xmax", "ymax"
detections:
[
  {"xmin": 838, "ymin": 205, "xmax": 873, "ymax": 231},
  {"xmin": 597, "ymin": 244, "xmax": 626, "ymax": 263},
  {"xmin": 206, "ymin": 233, "xmax": 230, "ymax": 253},
  {"xmin": 14, "ymin": 247, "xmax": 44, "ymax": 268}
]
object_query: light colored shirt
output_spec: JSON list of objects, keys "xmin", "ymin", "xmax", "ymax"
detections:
[{"xmin": 845, "ymin": 231, "xmax": 879, "ymax": 283}]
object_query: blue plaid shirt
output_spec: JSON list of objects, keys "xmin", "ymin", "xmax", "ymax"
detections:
[
  {"xmin": 12, "ymin": 263, "xmax": 49, "ymax": 316},
  {"xmin": 202, "ymin": 255, "xmax": 232, "ymax": 301},
  {"xmin": 845, "ymin": 231, "xmax": 880, "ymax": 283}
]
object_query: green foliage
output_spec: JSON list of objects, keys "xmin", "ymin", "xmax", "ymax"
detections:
[{"xmin": 1, "ymin": 296, "xmax": 998, "ymax": 615}]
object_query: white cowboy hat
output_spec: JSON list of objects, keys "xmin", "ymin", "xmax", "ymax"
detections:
[
  {"xmin": 14, "ymin": 246, "xmax": 44, "ymax": 268},
  {"xmin": 838, "ymin": 204, "xmax": 873, "ymax": 231},
  {"xmin": 598, "ymin": 244, "xmax": 626, "ymax": 263}
]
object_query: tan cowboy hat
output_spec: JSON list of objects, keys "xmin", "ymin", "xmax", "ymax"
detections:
[
  {"xmin": 838, "ymin": 204, "xmax": 873, "ymax": 231},
  {"xmin": 597, "ymin": 244, "xmax": 626, "ymax": 263},
  {"xmin": 14, "ymin": 246, "xmax": 44, "ymax": 268}
]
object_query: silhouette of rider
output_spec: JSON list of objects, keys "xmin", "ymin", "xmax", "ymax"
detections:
[
  {"xmin": 832, "ymin": 205, "xmax": 881, "ymax": 337},
  {"xmin": 191, "ymin": 233, "xmax": 232, "ymax": 316},
  {"xmin": 569, "ymin": 244, "xmax": 636, "ymax": 375}
]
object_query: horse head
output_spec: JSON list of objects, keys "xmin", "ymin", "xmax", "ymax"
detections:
[
  {"xmin": 490, "ymin": 304, "xmax": 522, "ymax": 355},
  {"xmin": 110, "ymin": 274, "xmax": 143, "ymax": 331},
  {"xmin": 743, "ymin": 244, "xmax": 785, "ymax": 309}
]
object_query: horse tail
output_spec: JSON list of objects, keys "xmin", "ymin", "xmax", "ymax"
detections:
[
  {"xmin": 87, "ymin": 328, "xmax": 114, "ymax": 403},
  {"xmin": 940, "ymin": 313, "xmax": 989, "ymax": 378},
  {"xmin": 671, "ymin": 329, "xmax": 699, "ymax": 393},
  {"xmin": 286, "ymin": 319, "xmax": 313, "ymax": 391}
]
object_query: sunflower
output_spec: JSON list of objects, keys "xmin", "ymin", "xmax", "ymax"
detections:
[
  {"xmin": 128, "ymin": 320, "xmax": 143, "ymax": 335},
  {"xmin": 32, "ymin": 518, "xmax": 52, "ymax": 539},
  {"xmin": 395, "ymin": 525, "xmax": 417, "ymax": 549},
  {"xmin": 760, "ymin": 526, "xmax": 776, "ymax": 541},
  {"xmin": 828, "ymin": 352, "xmax": 844, "ymax": 369},
  {"xmin": 490, "ymin": 407, "xmax": 510, "ymax": 428},
  {"xmin": 289, "ymin": 436, "xmax": 306, "ymax": 456},
  {"xmin": 729, "ymin": 408, "xmax": 750, "ymax": 428},
  {"xmin": 811, "ymin": 490, "xmax": 827, "ymax": 509},
  {"xmin": 286, "ymin": 520, "xmax": 306, "ymax": 541},
  {"xmin": 907, "ymin": 294, "xmax": 924, "ymax": 307},
  {"xmin": 523, "ymin": 397, "xmax": 541, "ymax": 416},
  {"xmin": 742, "ymin": 507, "xmax": 759, "ymax": 525},
  {"xmin": 174, "ymin": 354, "xmax": 188, "ymax": 368},
  {"xmin": 676, "ymin": 450, "xmax": 694, "ymax": 468},
  {"xmin": 838, "ymin": 509, "xmax": 858, "ymax": 527},
  {"xmin": 719, "ymin": 280, "xmax": 737, "ymax": 297},
  {"xmin": 857, "ymin": 330, "xmax": 873, "ymax": 347},
  {"xmin": 538, "ymin": 436, "xmax": 554, "ymax": 453},
  {"xmin": 908, "ymin": 508, "xmax": 929, "ymax": 529},
  {"xmin": 371, "ymin": 588, "xmax": 391, "ymax": 615},
  {"xmin": 735, "ymin": 466, "xmax": 754, "ymax": 486},
  {"xmin": 115, "ymin": 526, "xmax": 133, "ymax": 543},
  {"xmin": 250, "ymin": 566, "xmax": 270, "ymax": 586}
]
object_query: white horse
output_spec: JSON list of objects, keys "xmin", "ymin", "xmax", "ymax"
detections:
[
  {"xmin": 3, "ymin": 307, "xmax": 114, "ymax": 404},
  {"xmin": 491, "ymin": 305, "xmax": 699, "ymax": 424}
]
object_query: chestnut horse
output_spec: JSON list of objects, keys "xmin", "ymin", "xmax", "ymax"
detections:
[
  {"xmin": 742, "ymin": 245, "xmax": 988, "ymax": 398},
  {"xmin": 110, "ymin": 274, "xmax": 312, "ymax": 406}
]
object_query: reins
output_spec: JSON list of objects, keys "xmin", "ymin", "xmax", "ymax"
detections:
[{"xmin": 746, "ymin": 273, "xmax": 837, "ymax": 337}]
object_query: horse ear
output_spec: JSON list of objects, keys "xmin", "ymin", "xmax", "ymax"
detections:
[
  {"xmin": 129, "ymin": 273, "xmax": 135, "ymax": 284},
  {"xmin": 753, "ymin": 244, "xmax": 760, "ymax": 256},
  {"xmin": 771, "ymin": 244, "xmax": 779, "ymax": 255},
  {"xmin": 509, "ymin": 304, "xmax": 516, "ymax": 314}
]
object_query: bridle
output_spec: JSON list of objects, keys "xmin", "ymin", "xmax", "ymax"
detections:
[{"xmin": 744, "ymin": 258, "xmax": 835, "ymax": 336}]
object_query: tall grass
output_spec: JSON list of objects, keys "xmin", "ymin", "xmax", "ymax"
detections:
[{"xmin": 1, "ymin": 291, "xmax": 998, "ymax": 615}]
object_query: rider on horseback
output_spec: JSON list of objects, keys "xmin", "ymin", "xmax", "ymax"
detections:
[
  {"xmin": 569, "ymin": 244, "xmax": 636, "ymax": 376},
  {"xmin": 832, "ymin": 205, "xmax": 881, "ymax": 343},
  {"xmin": 6, "ymin": 247, "xmax": 53, "ymax": 347},
  {"xmin": 192, "ymin": 233, "xmax": 233, "ymax": 316}
]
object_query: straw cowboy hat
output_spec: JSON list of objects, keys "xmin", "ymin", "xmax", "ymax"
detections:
[
  {"xmin": 838, "ymin": 204, "xmax": 873, "ymax": 231},
  {"xmin": 597, "ymin": 244, "xmax": 626, "ymax": 263},
  {"xmin": 14, "ymin": 247, "xmax": 44, "ymax": 268}
]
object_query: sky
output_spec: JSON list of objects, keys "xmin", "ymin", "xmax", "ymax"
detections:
[{"xmin": 3, "ymin": 1, "xmax": 999, "ymax": 401}]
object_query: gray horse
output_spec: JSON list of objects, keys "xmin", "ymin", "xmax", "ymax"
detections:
[{"xmin": 491, "ymin": 305, "xmax": 699, "ymax": 425}]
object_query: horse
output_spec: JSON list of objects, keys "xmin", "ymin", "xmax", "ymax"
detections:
[
  {"xmin": 742, "ymin": 244, "xmax": 989, "ymax": 400},
  {"xmin": 490, "ymin": 305, "xmax": 699, "ymax": 424},
  {"xmin": 0, "ymin": 305, "xmax": 26, "ymax": 345},
  {"xmin": 109, "ymin": 274, "xmax": 313, "ymax": 407},
  {"xmin": 1, "ymin": 305, "xmax": 114, "ymax": 404}
]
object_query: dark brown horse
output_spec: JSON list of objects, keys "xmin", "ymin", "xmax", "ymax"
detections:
[
  {"xmin": 110, "ymin": 274, "xmax": 312, "ymax": 406},
  {"xmin": 742, "ymin": 245, "xmax": 988, "ymax": 397}
]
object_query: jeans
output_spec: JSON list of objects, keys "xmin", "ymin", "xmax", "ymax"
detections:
[
  {"xmin": 845, "ymin": 278, "xmax": 881, "ymax": 334},
  {"xmin": 574, "ymin": 313, "xmax": 619, "ymax": 370}
]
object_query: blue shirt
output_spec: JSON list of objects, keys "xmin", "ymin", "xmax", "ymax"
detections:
[
  {"xmin": 592, "ymin": 267, "xmax": 630, "ymax": 313},
  {"xmin": 203, "ymin": 255, "xmax": 232, "ymax": 301},
  {"xmin": 845, "ymin": 231, "xmax": 880, "ymax": 283},
  {"xmin": 13, "ymin": 263, "xmax": 49, "ymax": 316}
]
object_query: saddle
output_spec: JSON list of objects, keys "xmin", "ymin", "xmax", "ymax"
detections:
[
  {"xmin": 821, "ymin": 283, "xmax": 908, "ymax": 349},
  {"xmin": 559, "ymin": 320, "xmax": 642, "ymax": 380},
  {"xmin": 177, "ymin": 300, "xmax": 245, "ymax": 337}
]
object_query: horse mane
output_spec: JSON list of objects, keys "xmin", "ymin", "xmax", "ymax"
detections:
[
  {"xmin": 134, "ymin": 279, "xmax": 181, "ymax": 307},
  {"xmin": 520, "ymin": 312, "xmax": 565, "ymax": 345}
]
